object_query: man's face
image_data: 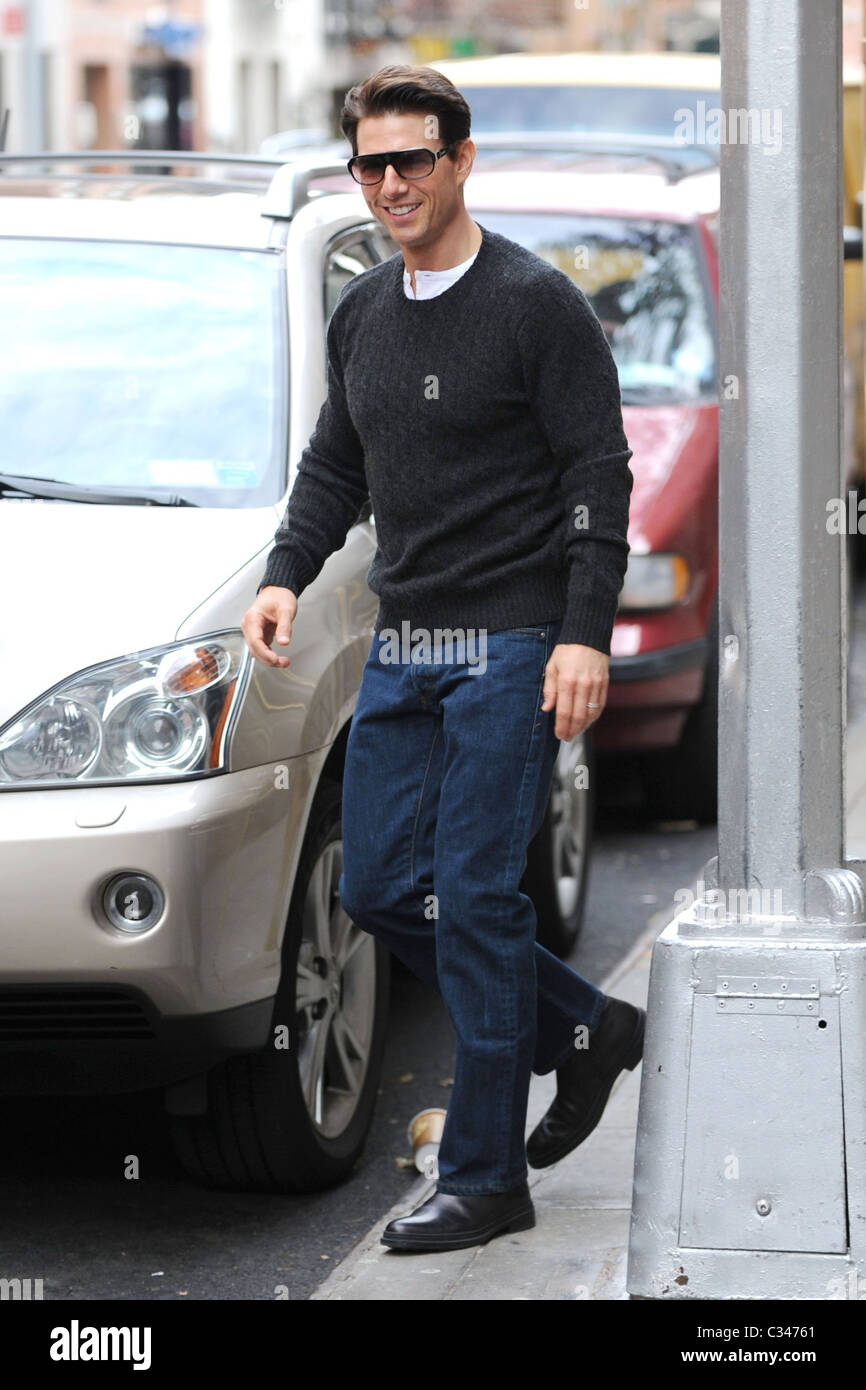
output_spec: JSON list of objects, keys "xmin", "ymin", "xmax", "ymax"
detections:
[{"xmin": 353, "ymin": 110, "xmax": 474, "ymax": 249}]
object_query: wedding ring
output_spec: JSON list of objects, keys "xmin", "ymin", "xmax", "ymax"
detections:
[{"xmin": 587, "ymin": 701, "xmax": 601, "ymax": 708}]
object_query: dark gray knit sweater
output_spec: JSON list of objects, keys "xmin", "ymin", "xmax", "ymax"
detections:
[{"xmin": 257, "ymin": 221, "xmax": 633, "ymax": 653}]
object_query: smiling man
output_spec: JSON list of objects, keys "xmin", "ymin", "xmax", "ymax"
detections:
[{"xmin": 242, "ymin": 65, "xmax": 645, "ymax": 1253}]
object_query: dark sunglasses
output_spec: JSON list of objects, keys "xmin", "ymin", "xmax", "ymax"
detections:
[{"xmin": 347, "ymin": 144, "xmax": 455, "ymax": 185}]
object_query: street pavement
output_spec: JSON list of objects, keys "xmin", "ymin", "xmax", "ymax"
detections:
[{"xmin": 310, "ymin": 717, "xmax": 866, "ymax": 1302}]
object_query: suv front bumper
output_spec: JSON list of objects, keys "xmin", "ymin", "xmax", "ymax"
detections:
[{"xmin": 0, "ymin": 760, "xmax": 317, "ymax": 1088}]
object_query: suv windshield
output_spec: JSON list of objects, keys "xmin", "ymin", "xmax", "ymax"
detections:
[
  {"xmin": 461, "ymin": 85, "xmax": 719, "ymax": 142},
  {"xmin": 476, "ymin": 212, "xmax": 717, "ymax": 403},
  {"xmin": 0, "ymin": 238, "xmax": 287, "ymax": 507}
]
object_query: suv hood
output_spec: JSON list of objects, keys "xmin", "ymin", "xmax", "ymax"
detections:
[{"xmin": 0, "ymin": 500, "xmax": 276, "ymax": 729}]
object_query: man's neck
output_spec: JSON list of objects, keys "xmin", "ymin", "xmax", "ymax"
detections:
[{"xmin": 403, "ymin": 217, "xmax": 482, "ymax": 296}]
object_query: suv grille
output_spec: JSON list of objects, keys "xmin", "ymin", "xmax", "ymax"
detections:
[{"xmin": 0, "ymin": 989, "xmax": 155, "ymax": 1040}]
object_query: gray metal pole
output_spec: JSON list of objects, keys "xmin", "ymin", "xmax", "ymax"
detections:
[
  {"xmin": 627, "ymin": 0, "xmax": 866, "ymax": 1299},
  {"xmin": 716, "ymin": 0, "xmax": 846, "ymax": 919}
]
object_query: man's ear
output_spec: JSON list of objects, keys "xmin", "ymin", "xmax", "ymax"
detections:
[{"xmin": 456, "ymin": 138, "xmax": 475, "ymax": 184}]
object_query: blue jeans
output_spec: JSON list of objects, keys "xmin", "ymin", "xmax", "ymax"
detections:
[{"xmin": 338, "ymin": 619, "xmax": 606, "ymax": 1195}]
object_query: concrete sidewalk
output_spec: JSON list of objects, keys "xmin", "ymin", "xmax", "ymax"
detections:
[{"xmin": 310, "ymin": 721, "xmax": 866, "ymax": 1301}]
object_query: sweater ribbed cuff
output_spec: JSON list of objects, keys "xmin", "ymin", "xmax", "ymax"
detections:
[
  {"xmin": 256, "ymin": 549, "xmax": 310, "ymax": 599},
  {"xmin": 556, "ymin": 590, "xmax": 619, "ymax": 654}
]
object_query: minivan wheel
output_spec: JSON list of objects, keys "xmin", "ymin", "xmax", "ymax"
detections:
[
  {"xmin": 524, "ymin": 731, "xmax": 595, "ymax": 959},
  {"xmin": 168, "ymin": 777, "xmax": 390, "ymax": 1193}
]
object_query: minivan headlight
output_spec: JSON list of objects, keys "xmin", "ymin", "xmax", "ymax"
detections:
[
  {"xmin": 618, "ymin": 553, "xmax": 690, "ymax": 610},
  {"xmin": 0, "ymin": 631, "xmax": 249, "ymax": 786}
]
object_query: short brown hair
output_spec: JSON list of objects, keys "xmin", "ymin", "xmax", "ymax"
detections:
[{"xmin": 340, "ymin": 64, "xmax": 471, "ymax": 158}]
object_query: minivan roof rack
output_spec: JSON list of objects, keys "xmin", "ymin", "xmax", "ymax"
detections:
[{"xmin": 0, "ymin": 149, "xmax": 356, "ymax": 218}]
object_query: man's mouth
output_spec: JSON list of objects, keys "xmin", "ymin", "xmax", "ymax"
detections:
[{"xmin": 383, "ymin": 202, "xmax": 421, "ymax": 220}]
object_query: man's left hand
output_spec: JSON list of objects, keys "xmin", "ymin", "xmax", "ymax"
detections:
[{"xmin": 541, "ymin": 643, "xmax": 609, "ymax": 741}]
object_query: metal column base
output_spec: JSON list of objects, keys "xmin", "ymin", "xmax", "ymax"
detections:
[{"xmin": 627, "ymin": 910, "xmax": 866, "ymax": 1300}]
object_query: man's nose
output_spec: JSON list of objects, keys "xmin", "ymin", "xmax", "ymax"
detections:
[{"xmin": 380, "ymin": 163, "xmax": 408, "ymax": 197}]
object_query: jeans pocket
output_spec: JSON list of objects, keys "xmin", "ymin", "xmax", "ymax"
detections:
[{"xmin": 508, "ymin": 626, "xmax": 548, "ymax": 637}]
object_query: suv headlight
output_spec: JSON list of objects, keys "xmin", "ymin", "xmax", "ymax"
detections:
[
  {"xmin": 0, "ymin": 631, "xmax": 250, "ymax": 786},
  {"xmin": 618, "ymin": 553, "xmax": 690, "ymax": 611}
]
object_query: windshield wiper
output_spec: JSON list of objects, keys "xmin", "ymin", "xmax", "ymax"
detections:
[{"xmin": 0, "ymin": 473, "xmax": 198, "ymax": 506}]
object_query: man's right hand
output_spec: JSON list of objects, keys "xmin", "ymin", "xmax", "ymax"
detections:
[{"xmin": 242, "ymin": 586, "xmax": 298, "ymax": 668}]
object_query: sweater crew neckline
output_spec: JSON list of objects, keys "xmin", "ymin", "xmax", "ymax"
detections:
[{"xmin": 393, "ymin": 222, "xmax": 491, "ymax": 307}]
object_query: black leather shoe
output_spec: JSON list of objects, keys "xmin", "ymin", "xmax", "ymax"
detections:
[
  {"xmin": 380, "ymin": 1181, "xmax": 535, "ymax": 1252},
  {"xmin": 526, "ymin": 996, "xmax": 645, "ymax": 1170}
]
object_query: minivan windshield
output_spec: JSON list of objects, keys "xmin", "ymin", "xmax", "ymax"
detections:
[
  {"xmin": 0, "ymin": 238, "xmax": 287, "ymax": 507},
  {"xmin": 475, "ymin": 212, "xmax": 717, "ymax": 403}
]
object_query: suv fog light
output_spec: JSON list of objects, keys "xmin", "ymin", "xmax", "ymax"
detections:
[{"xmin": 102, "ymin": 873, "xmax": 165, "ymax": 933}]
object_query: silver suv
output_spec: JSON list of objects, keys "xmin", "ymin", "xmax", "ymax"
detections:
[{"xmin": 0, "ymin": 149, "xmax": 590, "ymax": 1192}]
